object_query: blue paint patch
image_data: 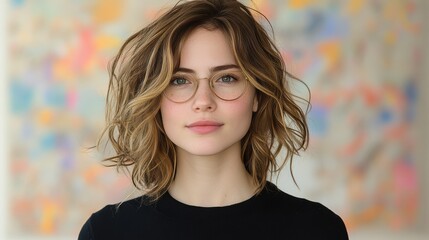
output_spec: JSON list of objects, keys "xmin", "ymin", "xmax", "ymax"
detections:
[
  {"xmin": 308, "ymin": 105, "xmax": 328, "ymax": 136},
  {"xmin": 378, "ymin": 107, "xmax": 394, "ymax": 125},
  {"xmin": 40, "ymin": 132, "xmax": 57, "ymax": 151},
  {"xmin": 305, "ymin": 9, "xmax": 347, "ymax": 40},
  {"xmin": 405, "ymin": 81, "xmax": 417, "ymax": 121},
  {"xmin": 44, "ymin": 85, "xmax": 66, "ymax": 108},
  {"xmin": 10, "ymin": 81, "xmax": 34, "ymax": 114},
  {"xmin": 11, "ymin": 0, "xmax": 25, "ymax": 7}
]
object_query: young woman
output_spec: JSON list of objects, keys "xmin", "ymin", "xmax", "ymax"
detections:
[{"xmin": 79, "ymin": 0, "xmax": 348, "ymax": 239}]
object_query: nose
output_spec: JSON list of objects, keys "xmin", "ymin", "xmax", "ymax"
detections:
[{"xmin": 192, "ymin": 78, "xmax": 216, "ymax": 112}]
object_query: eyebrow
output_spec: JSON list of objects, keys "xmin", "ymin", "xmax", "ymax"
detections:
[{"xmin": 174, "ymin": 64, "xmax": 240, "ymax": 73}]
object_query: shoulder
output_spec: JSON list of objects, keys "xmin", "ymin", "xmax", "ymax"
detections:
[
  {"xmin": 262, "ymin": 182, "xmax": 349, "ymax": 239},
  {"xmin": 93, "ymin": 195, "xmax": 149, "ymax": 224},
  {"xmin": 78, "ymin": 196, "xmax": 153, "ymax": 239}
]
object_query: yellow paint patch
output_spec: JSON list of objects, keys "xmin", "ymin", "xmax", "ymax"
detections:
[
  {"xmin": 95, "ymin": 35, "xmax": 121, "ymax": 50},
  {"xmin": 385, "ymin": 31, "xmax": 397, "ymax": 45},
  {"xmin": 318, "ymin": 41, "xmax": 341, "ymax": 70},
  {"xmin": 92, "ymin": 0, "xmax": 124, "ymax": 24},
  {"xmin": 53, "ymin": 52, "xmax": 75, "ymax": 80},
  {"xmin": 40, "ymin": 201, "xmax": 58, "ymax": 234},
  {"xmin": 346, "ymin": 0, "xmax": 364, "ymax": 14},
  {"xmin": 288, "ymin": 0, "xmax": 314, "ymax": 9},
  {"xmin": 38, "ymin": 110, "xmax": 54, "ymax": 125},
  {"xmin": 250, "ymin": 0, "xmax": 263, "ymax": 9}
]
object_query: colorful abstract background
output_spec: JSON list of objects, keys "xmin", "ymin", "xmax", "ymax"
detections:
[{"xmin": 2, "ymin": 0, "xmax": 428, "ymax": 239}]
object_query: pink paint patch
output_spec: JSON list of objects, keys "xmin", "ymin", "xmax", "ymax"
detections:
[
  {"xmin": 67, "ymin": 88, "xmax": 77, "ymax": 110},
  {"xmin": 393, "ymin": 161, "xmax": 417, "ymax": 191},
  {"xmin": 73, "ymin": 27, "xmax": 95, "ymax": 73}
]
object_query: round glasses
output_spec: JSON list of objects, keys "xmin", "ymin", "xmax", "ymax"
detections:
[{"xmin": 163, "ymin": 70, "xmax": 248, "ymax": 103}]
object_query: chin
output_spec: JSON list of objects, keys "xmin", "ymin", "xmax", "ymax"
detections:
[{"xmin": 177, "ymin": 143, "xmax": 239, "ymax": 157}]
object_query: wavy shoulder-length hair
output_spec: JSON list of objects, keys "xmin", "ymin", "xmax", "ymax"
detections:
[{"xmin": 99, "ymin": 0, "xmax": 309, "ymax": 201}]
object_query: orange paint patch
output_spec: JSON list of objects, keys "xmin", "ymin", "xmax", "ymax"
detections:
[
  {"xmin": 346, "ymin": 0, "xmax": 365, "ymax": 14},
  {"xmin": 92, "ymin": 0, "xmax": 124, "ymax": 24},
  {"xmin": 95, "ymin": 35, "xmax": 121, "ymax": 50},
  {"xmin": 40, "ymin": 200, "xmax": 59, "ymax": 234},
  {"xmin": 38, "ymin": 110, "xmax": 54, "ymax": 125},
  {"xmin": 288, "ymin": 0, "xmax": 315, "ymax": 9},
  {"xmin": 318, "ymin": 40, "xmax": 341, "ymax": 71},
  {"xmin": 53, "ymin": 53, "xmax": 75, "ymax": 80}
]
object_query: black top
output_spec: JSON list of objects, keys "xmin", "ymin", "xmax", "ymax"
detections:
[{"xmin": 78, "ymin": 182, "xmax": 348, "ymax": 239}]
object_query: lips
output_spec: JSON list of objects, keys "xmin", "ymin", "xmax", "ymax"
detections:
[{"xmin": 186, "ymin": 121, "xmax": 224, "ymax": 134}]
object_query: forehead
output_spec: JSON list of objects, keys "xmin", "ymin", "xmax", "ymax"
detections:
[{"xmin": 179, "ymin": 27, "xmax": 237, "ymax": 73}]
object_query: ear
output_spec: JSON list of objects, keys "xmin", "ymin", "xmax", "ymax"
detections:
[{"xmin": 252, "ymin": 94, "xmax": 258, "ymax": 112}]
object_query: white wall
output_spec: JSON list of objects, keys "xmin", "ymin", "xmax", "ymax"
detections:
[
  {"xmin": 418, "ymin": 0, "xmax": 429, "ymax": 233},
  {"xmin": 0, "ymin": 0, "xmax": 8, "ymax": 238}
]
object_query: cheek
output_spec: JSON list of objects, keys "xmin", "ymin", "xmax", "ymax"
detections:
[
  {"xmin": 160, "ymin": 98, "xmax": 177, "ymax": 132},
  {"xmin": 227, "ymin": 94, "xmax": 255, "ymax": 128},
  {"xmin": 240, "ymin": 89, "xmax": 257, "ymax": 116}
]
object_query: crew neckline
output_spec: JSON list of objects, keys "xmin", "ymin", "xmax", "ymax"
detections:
[{"xmin": 154, "ymin": 182, "xmax": 278, "ymax": 219}]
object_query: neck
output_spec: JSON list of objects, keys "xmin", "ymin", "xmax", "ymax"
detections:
[{"xmin": 168, "ymin": 144, "xmax": 257, "ymax": 207}]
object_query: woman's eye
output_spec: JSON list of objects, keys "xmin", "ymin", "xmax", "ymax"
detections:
[
  {"xmin": 171, "ymin": 77, "xmax": 188, "ymax": 85},
  {"xmin": 217, "ymin": 75, "xmax": 236, "ymax": 83}
]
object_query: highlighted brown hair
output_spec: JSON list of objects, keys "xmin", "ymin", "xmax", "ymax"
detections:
[{"xmin": 99, "ymin": 0, "xmax": 309, "ymax": 201}]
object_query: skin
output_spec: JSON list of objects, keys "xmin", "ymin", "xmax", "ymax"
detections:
[{"xmin": 160, "ymin": 27, "xmax": 258, "ymax": 207}]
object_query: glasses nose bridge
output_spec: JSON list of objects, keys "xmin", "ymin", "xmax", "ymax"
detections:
[{"xmin": 193, "ymin": 76, "xmax": 215, "ymax": 96}]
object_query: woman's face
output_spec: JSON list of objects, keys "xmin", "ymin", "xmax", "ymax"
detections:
[{"xmin": 160, "ymin": 27, "xmax": 258, "ymax": 157}]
